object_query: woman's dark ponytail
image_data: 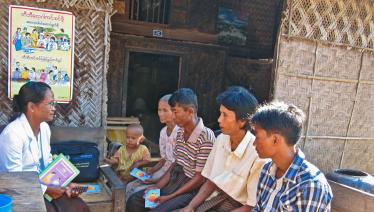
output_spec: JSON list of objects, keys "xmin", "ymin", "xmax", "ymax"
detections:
[
  {"xmin": 10, "ymin": 94, "xmax": 23, "ymax": 121},
  {"xmin": 10, "ymin": 81, "xmax": 51, "ymax": 121}
]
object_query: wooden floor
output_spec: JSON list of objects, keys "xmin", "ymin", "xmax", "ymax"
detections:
[{"xmin": 79, "ymin": 181, "xmax": 113, "ymax": 212}]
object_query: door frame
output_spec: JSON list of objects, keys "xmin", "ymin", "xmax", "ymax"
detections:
[{"xmin": 121, "ymin": 47, "xmax": 184, "ymax": 116}]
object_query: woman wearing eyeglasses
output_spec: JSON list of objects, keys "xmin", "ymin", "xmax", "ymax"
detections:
[{"xmin": 0, "ymin": 81, "xmax": 90, "ymax": 212}]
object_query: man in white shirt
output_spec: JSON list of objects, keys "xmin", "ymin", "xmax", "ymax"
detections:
[{"xmin": 180, "ymin": 86, "xmax": 267, "ymax": 212}]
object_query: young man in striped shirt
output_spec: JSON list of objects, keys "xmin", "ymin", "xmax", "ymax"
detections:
[
  {"xmin": 251, "ymin": 102, "xmax": 333, "ymax": 212},
  {"xmin": 126, "ymin": 88, "xmax": 215, "ymax": 211}
]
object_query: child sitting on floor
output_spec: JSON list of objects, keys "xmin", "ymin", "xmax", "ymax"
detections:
[
  {"xmin": 125, "ymin": 94, "xmax": 180, "ymax": 200},
  {"xmin": 104, "ymin": 124, "xmax": 151, "ymax": 183}
]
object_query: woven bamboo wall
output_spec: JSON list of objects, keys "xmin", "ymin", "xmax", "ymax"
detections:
[
  {"xmin": 283, "ymin": 0, "xmax": 374, "ymax": 49},
  {"xmin": 0, "ymin": 0, "xmax": 112, "ymax": 127},
  {"xmin": 274, "ymin": 0, "xmax": 374, "ymax": 174}
]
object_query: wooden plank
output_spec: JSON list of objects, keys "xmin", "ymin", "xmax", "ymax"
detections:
[
  {"xmin": 107, "ymin": 37, "xmax": 125, "ymax": 117},
  {"xmin": 328, "ymin": 180, "xmax": 374, "ymax": 212},
  {"xmin": 51, "ymin": 127, "xmax": 105, "ymax": 144},
  {"xmin": 86, "ymin": 201, "xmax": 112, "ymax": 212},
  {"xmin": 112, "ymin": 21, "xmax": 217, "ymax": 44},
  {"xmin": 79, "ymin": 181, "xmax": 112, "ymax": 203},
  {"xmin": 107, "ymin": 117, "xmax": 140, "ymax": 126},
  {"xmin": 0, "ymin": 172, "xmax": 47, "ymax": 212},
  {"xmin": 106, "ymin": 126, "xmax": 129, "ymax": 130},
  {"xmin": 81, "ymin": 165, "xmax": 126, "ymax": 212},
  {"xmin": 100, "ymin": 165, "xmax": 125, "ymax": 212},
  {"xmin": 113, "ymin": 188, "xmax": 125, "ymax": 212},
  {"xmin": 107, "ymin": 117, "xmax": 140, "ymax": 122}
]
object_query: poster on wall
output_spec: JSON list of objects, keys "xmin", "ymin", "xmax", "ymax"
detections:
[
  {"xmin": 8, "ymin": 5, "xmax": 75, "ymax": 103},
  {"xmin": 217, "ymin": 7, "xmax": 248, "ymax": 46}
]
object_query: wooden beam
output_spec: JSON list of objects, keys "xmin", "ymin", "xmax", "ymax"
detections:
[{"xmin": 112, "ymin": 20, "xmax": 217, "ymax": 44}]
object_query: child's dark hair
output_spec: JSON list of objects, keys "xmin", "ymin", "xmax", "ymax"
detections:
[
  {"xmin": 251, "ymin": 101, "xmax": 305, "ymax": 146},
  {"xmin": 168, "ymin": 88, "xmax": 198, "ymax": 113},
  {"xmin": 216, "ymin": 86, "xmax": 258, "ymax": 130},
  {"xmin": 11, "ymin": 81, "xmax": 51, "ymax": 121}
]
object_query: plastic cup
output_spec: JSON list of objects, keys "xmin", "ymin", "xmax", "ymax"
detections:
[{"xmin": 0, "ymin": 194, "xmax": 12, "ymax": 212}]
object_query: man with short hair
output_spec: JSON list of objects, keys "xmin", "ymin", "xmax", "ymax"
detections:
[
  {"xmin": 251, "ymin": 102, "xmax": 333, "ymax": 211},
  {"xmin": 180, "ymin": 86, "xmax": 267, "ymax": 212},
  {"xmin": 126, "ymin": 88, "xmax": 215, "ymax": 211}
]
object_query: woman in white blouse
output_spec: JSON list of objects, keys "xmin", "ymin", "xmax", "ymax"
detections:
[
  {"xmin": 0, "ymin": 81, "xmax": 89, "ymax": 212},
  {"xmin": 125, "ymin": 94, "xmax": 180, "ymax": 200}
]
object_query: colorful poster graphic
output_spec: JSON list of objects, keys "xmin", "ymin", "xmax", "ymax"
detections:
[{"xmin": 8, "ymin": 5, "xmax": 75, "ymax": 103}]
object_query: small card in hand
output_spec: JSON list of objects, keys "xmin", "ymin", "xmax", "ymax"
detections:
[
  {"xmin": 77, "ymin": 184, "xmax": 101, "ymax": 194},
  {"xmin": 130, "ymin": 168, "xmax": 151, "ymax": 181},
  {"xmin": 71, "ymin": 186, "xmax": 88, "ymax": 194},
  {"xmin": 145, "ymin": 189, "xmax": 160, "ymax": 208}
]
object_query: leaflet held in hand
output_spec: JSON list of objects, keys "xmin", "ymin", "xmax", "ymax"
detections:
[
  {"xmin": 39, "ymin": 154, "xmax": 80, "ymax": 201},
  {"xmin": 145, "ymin": 189, "xmax": 160, "ymax": 208},
  {"xmin": 130, "ymin": 168, "xmax": 151, "ymax": 181}
]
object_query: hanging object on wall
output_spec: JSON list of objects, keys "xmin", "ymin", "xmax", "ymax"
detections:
[
  {"xmin": 8, "ymin": 5, "xmax": 75, "ymax": 103},
  {"xmin": 216, "ymin": 7, "xmax": 248, "ymax": 46}
]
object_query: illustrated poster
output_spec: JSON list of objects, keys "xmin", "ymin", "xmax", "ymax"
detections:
[{"xmin": 8, "ymin": 5, "xmax": 75, "ymax": 102}]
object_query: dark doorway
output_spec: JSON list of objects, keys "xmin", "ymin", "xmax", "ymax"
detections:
[{"xmin": 126, "ymin": 52, "xmax": 180, "ymax": 146}]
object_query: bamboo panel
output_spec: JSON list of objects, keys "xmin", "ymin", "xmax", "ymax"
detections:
[
  {"xmin": 309, "ymin": 80, "xmax": 356, "ymax": 136},
  {"xmin": 59, "ymin": 0, "xmax": 112, "ymax": 11},
  {"xmin": 0, "ymin": 5, "xmax": 12, "ymax": 122},
  {"xmin": 51, "ymin": 8, "xmax": 107, "ymax": 127},
  {"xmin": 348, "ymin": 83, "xmax": 374, "ymax": 137},
  {"xmin": 360, "ymin": 51, "xmax": 374, "ymax": 81},
  {"xmin": 0, "ymin": 1, "xmax": 112, "ymax": 127},
  {"xmin": 303, "ymin": 138, "xmax": 345, "ymax": 173},
  {"xmin": 277, "ymin": 37, "xmax": 316, "ymax": 76},
  {"xmin": 314, "ymin": 44, "xmax": 361, "ymax": 80},
  {"xmin": 341, "ymin": 139, "xmax": 374, "ymax": 174},
  {"xmin": 274, "ymin": 75, "xmax": 313, "ymax": 135},
  {"xmin": 274, "ymin": 36, "xmax": 374, "ymax": 173},
  {"xmin": 275, "ymin": 61, "xmax": 314, "ymax": 109},
  {"xmin": 282, "ymin": 0, "xmax": 374, "ymax": 50}
]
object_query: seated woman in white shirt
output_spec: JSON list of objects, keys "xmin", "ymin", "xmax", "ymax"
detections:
[
  {"xmin": 180, "ymin": 86, "xmax": 267, "ymax": 212},
  {"xmin": 0, "ymin": 81, "xmax": 89, "ymax": 212},
  {"xmin": 125, "ymin": 94, "xmax": 180, "ymax": 200}
]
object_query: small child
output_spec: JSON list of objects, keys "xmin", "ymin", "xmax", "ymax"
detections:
[
  {"xmin": 125, "ymin": 94, "xmax": 180, "ymax": 200},
  {"xmin": 104, "ymin": 124, "xmax": 151, "ymax": 183}
]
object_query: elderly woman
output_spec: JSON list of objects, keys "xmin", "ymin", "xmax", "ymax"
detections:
[{"xmin": 0, "ymin": 81, "xmax": 89, "ymax": 212}]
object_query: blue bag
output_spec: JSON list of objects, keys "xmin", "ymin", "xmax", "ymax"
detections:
[{"xmin": 51, "ymin": 141, "xmax": 100, "ymax": 182}]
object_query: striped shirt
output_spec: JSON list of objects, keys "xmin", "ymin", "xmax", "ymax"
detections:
[
  {"xmin": 174, "ymin": 118, "xmax": 215, "ymax": 178},
  {"xmin": 253, "ymin": 149, "xmax": 333, "ymax": 212}
]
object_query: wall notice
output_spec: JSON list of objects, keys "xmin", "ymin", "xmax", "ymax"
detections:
[{"xmin": 8, "ymin": 5, "xmax": 75, "ymax": 102}]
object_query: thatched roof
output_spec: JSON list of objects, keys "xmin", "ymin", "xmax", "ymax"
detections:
[
  {"xmin": 59, "ymin": 0, "xmax": 113, "ymax": 11},
  {"xmin": 0, "ymin": 0, "xmax": 113, "ymax": 11}
]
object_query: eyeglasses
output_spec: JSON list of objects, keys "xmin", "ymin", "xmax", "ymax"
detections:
[{"xmin": 44, "ymin": 100, "xmax": 57, "ymax": 108}]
